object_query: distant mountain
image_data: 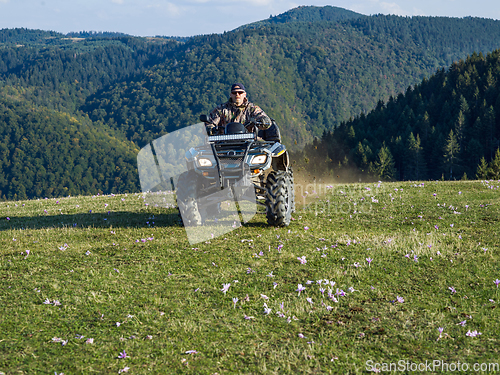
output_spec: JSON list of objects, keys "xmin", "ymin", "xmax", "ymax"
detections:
[
  {"xmin": 82, "ymin": 14, "xmax": 500, "ymax": 149},
  {"xmin": 235, "ymin": 5, "xmax": 364, "ymax": 30},
  {"xmin": 2, "ymin": 7, "xmax": 500, "ymax": 199}
]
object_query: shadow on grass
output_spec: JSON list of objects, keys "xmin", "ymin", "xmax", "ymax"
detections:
[
  {"xmin": 0, "ymin": 211, "xmax": 182, "ymax": 231},
  {"xmin": 1, "ymin": 210, "xmax": 270, "ymax": 232}
]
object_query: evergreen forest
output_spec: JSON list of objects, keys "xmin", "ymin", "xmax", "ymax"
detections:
[{"xmin": 1, "ymin": 6, "xmax": 500, "ymax": 199}]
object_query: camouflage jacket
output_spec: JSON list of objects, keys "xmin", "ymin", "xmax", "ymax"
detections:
[{"xmin": 207, "ymin": 98, "xmax": 271, "ymax": 132}]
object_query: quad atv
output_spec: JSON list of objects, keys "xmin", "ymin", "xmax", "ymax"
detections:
[{"xmin": 176, "ymin": 115, "xmax": 295, "ymax": 227}]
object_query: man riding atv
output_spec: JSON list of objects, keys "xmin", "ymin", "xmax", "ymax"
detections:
[
  {"xmin": 136, "ymin": 83, "xmax": 294, "ymax": 244},
  {"xmin": 206, "ymin": 83, "xmax": 271, "ymax": 135}
]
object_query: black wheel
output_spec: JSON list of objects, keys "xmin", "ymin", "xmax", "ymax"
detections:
[
  {"xmin": 176, "ymin": 171, "xmax": 202, "ymax": 226},
  {"xmin": 265, "ymin": 170, "xmax": 293, "ymax": 226}
]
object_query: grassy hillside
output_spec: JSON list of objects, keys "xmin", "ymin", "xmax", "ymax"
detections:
[{"xmin": 1, "ymin": 180, "xmax": 499, "ymax": 373}]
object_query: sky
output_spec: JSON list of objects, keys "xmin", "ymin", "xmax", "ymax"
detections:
[{"xmin": 0, "ymin": 0, "xmax": 499, "ymax": 37}]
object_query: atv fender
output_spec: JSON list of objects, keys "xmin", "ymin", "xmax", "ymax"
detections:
[{"xmin": 271, "ymin": 149, "xmax": 290, "ymax": 171}]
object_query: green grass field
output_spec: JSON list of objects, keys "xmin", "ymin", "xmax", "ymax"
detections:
[{"xmin": 1, "ymin": 180, "xmax": 499, "ymax": 374}]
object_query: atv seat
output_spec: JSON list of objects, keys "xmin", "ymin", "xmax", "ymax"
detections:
[{"xmin": 258, "ymin": 121, "xmax": 281, "ymax": 142}]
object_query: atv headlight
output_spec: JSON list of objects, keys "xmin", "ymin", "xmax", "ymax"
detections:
[
  {"xmin": 250, "ymin": 154, "xmax": 268, "ymax": 165},
  {"xmin": 197, "ymin": 158, "xmax": 213, "ymax": 167}
]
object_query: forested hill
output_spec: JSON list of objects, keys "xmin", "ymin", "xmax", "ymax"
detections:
[
  {"xmin": 2, "ymin": 7, "xmax": 500, "ymax": 199},
  {"xmin": 0, "ymin": 97, "xmax": 139, "ymax": 200},
  {"xmin": 82, "ymin": 14, "xmax": 500, "ymax": 149},
  {"xmin": 298, "ymin": 50, "xmax": 500, "ymax": 182},
  {"xmin": 234, "ymin": 5, "xmax": 364, "ymax": 30}
]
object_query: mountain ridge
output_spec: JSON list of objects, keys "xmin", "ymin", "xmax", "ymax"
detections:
[{"xmin": 2, "ymin": 7, "xmax": 500, "ymax": 199}]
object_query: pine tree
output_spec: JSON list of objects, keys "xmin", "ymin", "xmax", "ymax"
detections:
[
  {"xmin": 406, "ymin": 132, "xmax": 426, "ymax": 180},
  {"xmin": 488, "ymin": 148, "xmax": 500, "ymax": 180},
  {"xmin": 476, "ymin": 156, "xmax": 489, "ymax": 179},
  {"xmin": 374, "ymin": 144, "xmax": 396, "ymax": 180},
  {"xmin": 443, "ymin": 129, "xmax": 460, "ymax": 180}
]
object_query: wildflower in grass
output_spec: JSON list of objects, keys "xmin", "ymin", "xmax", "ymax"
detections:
[
  {"xmin": 449, "ymin": 287, "xmax": 457, "ymax": 294},
  {"xmin": 319, "ymin": 287, "xmax": 325, "ymax": 295},
  {"xmin": 306, "ymin": 298, "xmax": 313, "ymax": 304},
  {"xmin": 116, "ymin": 322, "xmax": 121, "ymax": 327},
  {"xmin": 483, "ymin": 248, "xmax": 488, "ymax": 253},
  {"xmin": 266, "ymin": 271, "xmax": 274, "ymax": 277},
  {"xmin": 304, "ymin": 226, "xmax": 309, "ymax": 230},
  {"xmin": 326, "ymin": 305, "xmax": 333, "ymax": 311},
  {"xmin": 232, "ymin": 297, "xmax": 238, "ymax": 308},
  {"xmin": 273, "ymin": 282, "xmax": 278, "ymax": 289},
  {"xmin": 118, "ymin": 367, "xmax": 130, "ymax": 373},
  {"xmin": 297, "ymin": 256, "xmax": 307, "ymax": 264},
  {"xmin": 244, "ymin": 315, "xmax": 254, "ymax": 320},
  {"xmin": 263, "ymin": 303, "xmax": 272, "ymax": 315},
  {"xmin": 353, "ymin": 262, "xmax": 360, "ymax": 268},
  {"xmin": 221, "ymin": 283, "xmax": 231, "ymax": 295},
  {"xmin": 118, "ymin": 350, "xmax": 129, "ymax": 359},
  {"xmin": 296, "ymin": 284, "xmax": 306, "ymax": 296},
  {"xmin": 366, "ymin": 257, "xmax": 373, "ymax": 266},
  {"xmin": 396, "ymin": 296, "xmax": 404, "ymax": 303},
  {"xmin": 23, "ymin": 250, "xmax": 30, "ymax": 259},
  {"xmin": 466, "ymin": 330, "xmax": 482, "ymax": 337},
  {"xmin": 494, "ymin": 279, "xmax": 500, "ymax": 288},
  {"xmin": 185, "ymin": 350, "xmax": 198, "ymax": 354},
  {"xmin": 348, "ymin": 287, "xmax": 358, "ymax": 293},
  {"xmin": 85, "ymin": 338, "xmax": 94, "ymax": 344},
  {"xmin": 298, "ymin": 333, "xmax": 306, "ymax": 338},
  {"xmin": 336, "ymin": 289, "xmax": 346, "ymax": 297},
  {"xmin": 85, "ymin": 250, "xmax": 91, "ymax": 256},
  {"xmin": 53, "ymin": 300, "xmax": 61, "ymax": 306},
  {"xmin": 437, "ymin": 327, "xmax": 444, "ymax": 341},
  {"xmin": 413, "ymin": 255, "xmax": 418, "ymax": 262},
  {"xmin": 43, "ymin": 298, "xmax": 52, "ymax": 305},
  {"xmin": 457, "ymin": 320, "xmax": 466, "ymax": 327},
  {"xmin": 52, "ymin": 337, "xmax": 63, "ymax": 342},
  {"xmin": 260, "ymin": 294, "xmax": 269, "ymax": 300},
  {"xmin": 246, "ymin": 268, "xmax": 254, "ymax": 274}
]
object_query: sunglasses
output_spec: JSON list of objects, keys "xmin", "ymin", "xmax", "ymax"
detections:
[{"xmin": 231, "ymin": 91, "xmax": 245, "ymax": 95}]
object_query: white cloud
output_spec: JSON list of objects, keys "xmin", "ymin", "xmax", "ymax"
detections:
[
  {"xmin": 379, "ymin": 2, "xmax": 405, "ymax": 15},
  {"xmin": 146, "ymin": 2, "xmax": 183, "ymax": 17},
  {"xmin": 243, "ymin": 0, "xmax": 274, "ymax": 6}
]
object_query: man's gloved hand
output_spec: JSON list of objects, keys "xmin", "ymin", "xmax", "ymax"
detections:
[{"xmin": 206, "ymin": 125, "xmax": 216, "ymax": 136}]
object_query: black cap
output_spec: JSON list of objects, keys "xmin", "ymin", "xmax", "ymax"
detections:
[{"xmin": 231, "ymin": 83, "xmax": 246, "ymax": 92}]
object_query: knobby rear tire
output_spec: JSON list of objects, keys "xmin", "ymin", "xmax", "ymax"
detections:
[{"xmin": 265, "ymin": 170, "xmax": 293, "ymax": 226}]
